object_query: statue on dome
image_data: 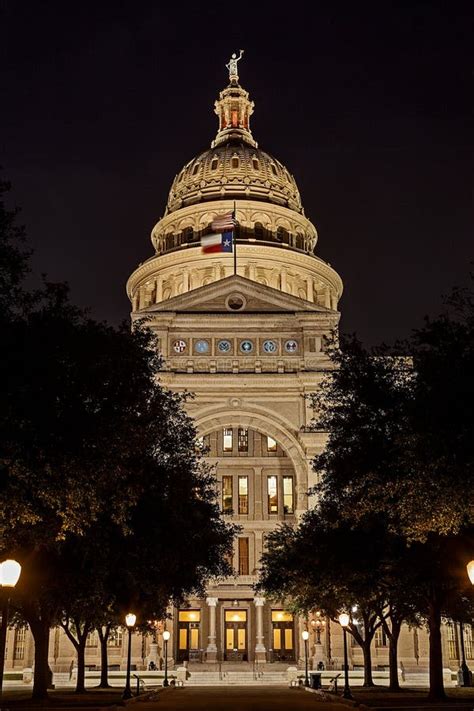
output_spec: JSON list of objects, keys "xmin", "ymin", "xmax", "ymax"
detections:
[{"xmin": 226, "ymin": 50, "xmax": 244, "ymax": 82}]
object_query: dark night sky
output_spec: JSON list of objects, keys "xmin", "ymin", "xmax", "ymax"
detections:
[{"xmin": 1, "ymin": 1, "xmax": 473, "ymax": 345}]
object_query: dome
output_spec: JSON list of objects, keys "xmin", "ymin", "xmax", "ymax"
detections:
[
  {"xmin": 165, "ymin": 78, "xmax": 303, "ymax": 216},
  {"xmin": 166, "ymin": 143, "xmax": 303, "ymax": 215}
]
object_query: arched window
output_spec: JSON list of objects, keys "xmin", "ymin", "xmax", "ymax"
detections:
[
  {"xmin": 192, "ymin": 162, "xmax": 200, "ymax": 176},
  {"xmin": 295, "ymin": 233, "xmax": 304, "ymax": 250},
  {"xmin": 231, "ymin": 156, "xmax": 239, "ymax": 169},
  {"xmin": 182, "ymin": 226, "xmax": 194, "ymax": 242},
  {"xmin": 254, "ymin": 222, "xmax": 264, "ymax": 239},
  {"xmin": 211, "ymin": 157, "xmax": 218, "ymax": 171},
  {"xmin": 271, "ymin": 163, "xmax": 278, "ymax": 176},
  {"xmin": 277, "ymin": 227, "xmax": 289, "ymax": 243},
  {"xmin": 165, "ymin": 234, "xmax": 174, "ymax": 250},
  {"xmin": 252, "ymin": 157, "xmax": 259, "ymax": 170}
]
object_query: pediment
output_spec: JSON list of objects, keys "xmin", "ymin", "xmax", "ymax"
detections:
[{"xmin": 140, "ymin": 275, "xmax": 332, "ymax": 314}]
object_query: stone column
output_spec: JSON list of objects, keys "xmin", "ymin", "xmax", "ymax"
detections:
[
  {"xmin": 206, "ymin": 597, "xmax": 218, "ymax": 663},
  {"xmin": 254, "ymin": 597, "xmax": 266, "ymax": 662},
  {"xmin": 155, "ymin": 276, "xmax": 163, "ymax": 303}
]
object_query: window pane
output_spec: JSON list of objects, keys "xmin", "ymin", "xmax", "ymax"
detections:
[
  {"xmin": 178, "ymin": 610, "xmax": 201, "ymax": 622},
  {"xmin": 267, "ymin": 436, "xmax": 277, "ymax": 452},
  {"xmin": 271, "ymin": 611, "xmax": 293, "ymax": 622},
  {"xmin": 238, "ymin": 428, "xmax": 248, "ymax": 452},
  {"xmin": 223, "ymin": 428, "xmax": 233, "ymax": 452},
  {"xmin": 179, "ymin": 629, "xmax": 187, "ymax": 649},
  {"xmin": 190, "ymin": 628, "xmax": 199, "ymax": 649},
  {"xmin": 283, "ymin": 476, "xmax": 294, "ymax": 514},
  {"xmin": 238, "ymin": 537, "xmax": 249, "ymax": 575},
  {"xmin": 267, "ymin": 475, "xmax": 278, "ymax": 513},
  {"xmin": 273, "ymin": 628, "xmax": 281, "ymax": 649},
  {"xmin": 225, "ymin": 610, "xmax": 247, "ymax": 622},
  {"xmin": 222, "ymin": 476, "xmax": 233, "ymax": 512},
  {"xmin": 284, "ymin": 629, "xmax": 293, "ymax": 649},
  {"xmin": 238, "ymin": 476, "xmax": 248, "ymax": 514}
]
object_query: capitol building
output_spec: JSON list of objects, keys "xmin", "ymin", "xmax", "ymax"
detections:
[{"xmin": 4, "ymin": 58, "xmax": 470, "ymax": 684}]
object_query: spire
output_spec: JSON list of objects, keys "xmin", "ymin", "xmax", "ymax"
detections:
[{"xmin": 212, "ymin": 52, "xmax": 257, "ymax": 148}]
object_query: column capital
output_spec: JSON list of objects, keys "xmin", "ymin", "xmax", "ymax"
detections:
[
  {"xmin": 206, "ymin": 597, "xmax": 218, "ymax": 607},
  {"xmin": 253, "ymin": 597, "xmax": 265, "ymax": 607}
]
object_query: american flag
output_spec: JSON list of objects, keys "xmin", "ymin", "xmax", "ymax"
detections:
[{"xmin": 211, "ymin": 211, "xmax": 236, "ymax": 232}]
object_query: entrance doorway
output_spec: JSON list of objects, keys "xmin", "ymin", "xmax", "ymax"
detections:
[
  {"xmin": 177, "ymin": 610, "xmax": 201, "ymax": 662},
  {"xmin": 271, "ymin": 610, "xmax": 295, "ymax": 661},
  {"xmin": 224, "ymin": 610, "xmax": 247, "ymax": 661}
]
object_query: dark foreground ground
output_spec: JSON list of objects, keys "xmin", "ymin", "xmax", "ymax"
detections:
[{"xmin": 2, "ymin": 685, "xmax": 474, "ymax": 711}]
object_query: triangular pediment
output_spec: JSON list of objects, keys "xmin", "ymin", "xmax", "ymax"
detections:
[{"xmin": 139, "ymin": 275, "xmax": 333, "ymax": 314}]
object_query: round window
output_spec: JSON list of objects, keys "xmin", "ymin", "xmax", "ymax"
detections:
[
  {"xmin": 263, "ymin": 340, "xmax": 277, "ymax": 353},
  {"xmin": 217, "ymin": 339, "xmax": 232, "ymax": 353},
  {"xmin": 173, "ymin": 340, "xmax": 187, "ymax": 353},
  {"xmin": 195, "ymin": 340, "xmax": 209, "ymax": 354},
  {"xmin": 226, "ymin": 293, "xmax": 246, "ymax": 311},
  {"xmin": 240, "ymin": 340, "xmax": 254, "ymax": 354},
  {"xmin": 285, "ymin": 339, "xmax": 298, "ymax": 353}
]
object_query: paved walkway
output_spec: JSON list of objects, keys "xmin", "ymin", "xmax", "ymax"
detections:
[{"xmin": 137, "ymin": 686, "xmax": 347, "ymax": 711}]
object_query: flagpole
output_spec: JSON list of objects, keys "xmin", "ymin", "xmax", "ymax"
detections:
[{"xmin": 233, "ymin": 201, "xmax": 237, "ymax": 275}]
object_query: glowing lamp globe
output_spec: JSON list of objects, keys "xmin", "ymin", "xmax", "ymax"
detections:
[
  {"xmin": 339, "ymin": 613, "xmax": 350, "ymax": 627},
  {"xmin": 163, "ymin": 630, "xmax": 171, "ymax": 641},
  {"xmin": 467, "ymin": 560, "xmax": 474, "ymax": 585},
  {"xmin": 125, "ymin": 613, "xmax": 136, "ymax": 628},
  {"xmin": 0, "ymin": 559, "xmax": 22, "ymax": 588},
  {"xmin": 302, "ymin": 630, "xmax": 309, "ymax": 641}
]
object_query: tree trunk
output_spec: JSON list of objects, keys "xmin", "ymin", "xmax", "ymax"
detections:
[
  {"xmin": 98, "ymin": 626, "xmax": 111, "ymax": 688},
  {"xmin": 427, "ymin": 602, "xmax": 446, "ymax": 701},
  {"xmin": 30, "ymin": 619, "xmax": 51, "ymax": 700},
  {"xmin": 75, "ymin": 640, "xmax": 86, "ymax": 693},
  {"xmin": 361, "ymin": 638, "xmax": 375, "ymax": 687},
  {"xmin": 388, "ymin": 621, "xmax": 402, "ymax": 691}
]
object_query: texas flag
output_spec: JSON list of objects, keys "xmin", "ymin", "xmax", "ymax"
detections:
[{"xmin": 201, "ymin": 231, "xmax": 234, "ymax": 254}]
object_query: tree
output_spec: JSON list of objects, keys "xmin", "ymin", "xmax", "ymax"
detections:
[
  {"xmin": 307, "ymin": 303, "xmax": 474, "ymax": 700},
  {"xmin": 0, "ymin": 180, "xmax": 235, "ymax": 699}
]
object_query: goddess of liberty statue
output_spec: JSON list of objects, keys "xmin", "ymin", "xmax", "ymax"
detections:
[{"xmin": 226, "ymin": 50, "xmax": 244, "ymax": 82}]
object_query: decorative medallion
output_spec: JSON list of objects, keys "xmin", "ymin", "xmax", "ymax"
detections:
[
  {"xmin": 226, "ymin": 293, "xmax": 246, "ymax": 312},
  {"xmin": 284, "ymin": 339, "xmax": 298, "ymax": 353},
  {"xmin": 262, "ymin": 339, "xmax": 277, "ymax": 353},
  {"xmin": 217, "ymin": 339, "xmax": 232, "ymax": 353},
  {"xmin": 195, "ymin": 339, "xmax": 209, "ymax": 354},
  {"xmin": 173, "ymin": 339, "xmax": 187, "ymax": 353},
  {"xmin": 240, "ymin": 340, "xmax": 254, "ymax": 354}
]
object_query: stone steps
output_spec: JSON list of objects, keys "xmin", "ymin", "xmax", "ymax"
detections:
[{"xmin": 185, "ymin": 670, "xmax": 288, "ymax": 686}]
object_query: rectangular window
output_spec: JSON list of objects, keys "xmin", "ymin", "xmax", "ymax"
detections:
[
  {"xmin": 238, "ymin": 428, "xmax": 248, "ymax": 452},
  {"xmin": 447, "ymin": 623, "xmax": 457, "ymax": 659},
  {"xmin": 108, "ymin": 629, "xmax": 123, "ymax": 647},
  {"xmin": 283, "ymin": 476, "xmax": 294, "ymax": 514},
  {"xmin": 238, "ymin": 537, "xmax": 249, "ymax": 575},
  {"xmin": 238, "ymin": 476, "xmax": 248, "ymax": 514},
  {"xmin": 267, "ymin": 436, "xmax": 277, "ymax": 452},
  {"xmin": 375, "ymin": 628, "xmax": 388, "ymax": 647},
  {"xmin": 267, "ymin": 475, "xmax": 278, "ymax": 513},
  {"xmin": 223, "ymin": 428, "xmax": 233, "ymax": 452},
  {"xmin": 222, "ymin": 476, "xmax": 233, "ymax": 512},
  {"xmin": 13, "ymin": 628, "xmax": 26, "ymax": 660},
  {"xmin": 86, "ymin": 631, "xmax": 98, "ymax": 647},
  {"xmin": 465, "ymin": 625, "xmax": 473, "ymax": 659}
]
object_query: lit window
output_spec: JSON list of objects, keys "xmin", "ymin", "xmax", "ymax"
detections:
[
  {"xmin": 222, "ymin": 476, "xmax": 233, "ymax": 513},
  {"xmin": 268, "ymin": 475, "xmax": 278, "ymax": 513},
  {"xmin": 223, "ymin": 428, "xmax": 233, "ymax": 452},
  {"xmin": 13, "ymin": 628, "xmax": 26, "ymax": 660},
  {"xmin": 283, "ymin": 476, "xmax": 294, "ymax": 514},
  {"xmin": 375, "ymin": 628, "xmax": 388, "ymax": 647},
  {"xmin": 267, "ymin": 436, "xmax": 277, "ymax": 452},
  {"xmin": 464, "ymin": 625, "xmax": 473, "ymax": 659},
  {"xmin": 108, "ymin": 629, "xmax": 123, "ymax": 647},
  {"xmin": 238, "ymin": 428, "xmax": 248, "ymax": 452},
  {"xmin": 86, "ymin": 631, "xmax": 98, "ymax": 647},
  {"xmin": 238, "ymin": 476, "xmax": 248, "ymax": 514},
  {"xmin": 238, "ymin": 537, "xmax": 249, "ymax": 575}
]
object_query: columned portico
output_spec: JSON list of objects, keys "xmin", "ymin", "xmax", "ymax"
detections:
[
  {"xmin": 206, "ymin": 597, "xmax": 218, "ymax": 663},
  {"xmin": 254, "ymin": 597, "xmax": 266, "ymax": 662}
]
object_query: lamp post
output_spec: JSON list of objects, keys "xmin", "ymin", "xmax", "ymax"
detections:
[
  {"xmin": 122, "ymin": 613, "xmax": 136, "ymax": 700},
  {"xmin": 162, "ymin": 630, "xmax": 170, "ymax": 687},
  {"xmin": 302, "ymin": 630, "xmax": 309, "ymax": 686},
  {"xmin": 338, "ymin": 613, "xmax": 353, "ymax": 700},
  {"xmin": 0, "ymin": 560, "xmax": 22, "ymax": 702}
]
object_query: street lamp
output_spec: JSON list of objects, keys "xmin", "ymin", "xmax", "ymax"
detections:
[
  {"xmin": 162, "ymin": 630, "xmax": 170, "ymax": 687},
  {"xmin": 122, "ymin": 613, "xmax": 136, "ymax": 700},
  {"xmin": 338, "ymin": 613, "xmax": 353, "ymax": 700},
  {"xmin": 302, "ymin": 630, "xmax": 310, "ymax": 686},
  {"xmin": 467, "ymin": 561, "xmax": 474, "ymax": 585},
  {"xmin": 0, "ymin": 560, "xmax": 22, "ymax": 700}
]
